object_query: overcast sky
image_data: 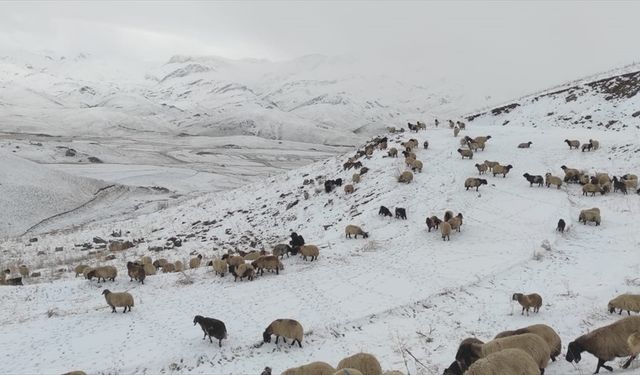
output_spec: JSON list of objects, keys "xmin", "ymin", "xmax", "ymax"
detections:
[{"xmin": 1, "ymin": 1, "xmax": 640, "ymax": 104}]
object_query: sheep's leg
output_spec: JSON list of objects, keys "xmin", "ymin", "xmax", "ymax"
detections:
[
  {"xmin": 203, "ymin": 332, "xmax": 206, "ymax": 340},
  {"xmin": 218, "ymin": 338, "xmax": 222, "ymax": 347},
  {"xmin": 595, "ymin": 358, "xmax": 613, "ymax": 372},
  {"xmin": 622, "ymin": 355, "xmax": 637, "ymax": 368},
  {"xmin": 275, "ymin": 335, "xmax": 279, "ymax": 344},
  {"xmin": 627, "ymin": 310, "xmax": 630, "ymax": 316},
  {"xmin": 208, "ymin": 335, "xmax": 213, "ymax": 343},
  {"xmin": 282, "ymin": 337, "xmax": 287, "ymax": 343}
]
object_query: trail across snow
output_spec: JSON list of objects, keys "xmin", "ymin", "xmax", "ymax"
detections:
[{"xmin": 1, "ymin": 119, "xmax": 639, "ymax": 375}]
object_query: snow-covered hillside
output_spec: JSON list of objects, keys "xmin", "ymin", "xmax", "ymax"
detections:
[{"xmin": 1, "ymin": 114, "xmax": 639, "ymax": 374}]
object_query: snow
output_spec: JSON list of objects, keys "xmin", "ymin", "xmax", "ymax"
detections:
[{"xmin": 1, "ymin": 111, "xmax": 640, "ymax": 374}]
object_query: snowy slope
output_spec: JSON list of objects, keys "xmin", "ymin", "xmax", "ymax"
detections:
[{"xmin": 1, "ymin": 115, "xmax": 639, "ymax": 374}]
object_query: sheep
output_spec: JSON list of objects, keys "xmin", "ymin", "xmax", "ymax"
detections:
[
  {"xmin": 522, "ymin": 173, "xmax": 543, "ymax": 187},
  {"xmin": 564, "ymin": 139, "xmax": 580, "ymax": 149},
  {"xmin": 589, "ymin": 139, "xmax": 600, "ymax": 150},
  {"xmin": 465, "ymin": 177, "xmax": 487, "ymax": 191},
  {"xmin": 581, "ymin": 143, "xmax": 593, "ymax": 152},
  {"xmin": 333, "ymin": 370, "xmax": 363, "ymax": 375},
  {"xmin": 622, "ymin": 173, "xmax": 638, "ymax": 181},
  {"xmin": 388, "ymin": 148, "xmax": 398, "ymax": 157},
  {"xmin": 273, "ymin": 244, "xmax": 291, "ymax": 259},
  {"xmin": 426, "ymin": 216, "xmax": 442, "ymax": 232},
  {"xmin": 252, "ymin": 255, "xmax": 283, "ymax": 274},
  {"xmin": 441, "ymin": 221, "xmax": 452, "ymax": 241},
  {"xmin": 193, "ymin": 315, "xmax": 227, "ymax": 347},
  {"xmin": 474, "ymin": 135, "xmax": 491, "ymax": 144},
  {"xmin": 352, "ymin": 174, "xmax": 361, "ymax": 183},
  {"xmin": 336, "ymin": 353, "xmax": 382, "ymax": 375},
  {"xmin": 153, "ymin": 258, "xmax": 168, "ymax": 269},
  {"xmin": 141, "ymin": 256, "xmax": 152, "ymax": 265},
  {"xmin": 299, "ymin": 245, "xmax": 319, "ymax": 261},
  {"xmin": 447, "ymin": 213, "xmax": 463, "ymax": 232},
  {"xmin": 212, "ymin": 259, "xmax": 228, "ymax": 276},
  {"xmin": 454, "ymin": 126, "xmax": 460, "ymax": 137},
  {"xmin": 443, "ymin": 339, "xmax": 485, "ymax": 375},
  {"xmin": 557, "ymin": 219, "xmax": 566, "ymax": 233},
  {"xmin": 544, "ymin": 173, "xmax": 562, "ymax": 189},
  {"xmin": 189, "ymin": 254, "xmax": 203, "ymax": 269},
  {"xmin": 75, "ymin": 264, "xmax": 90, "ymax": 277},
  {"xmin": 457, "ymin": 148, "xmax": 473, "ymax": 159},
  {"xmin": 518, "ymin": 141, "xmax": 533, "ymax": 149},
  {"xmin": 395, "ymin": 207, "xmax": 407, "ymax": 220},
  {"xmin": 492, "ymin": 164, "xmax": 513, "ymax": 178},
  {"xmin": 622, "ymin": 176, "xmax": 638, "ymax": 189},
  {"xmin": 444, "ymin": 210, "xmax": 454, "ymax": 222},
  {"xmin": 162, "ymin": 262, "xmax": 176, "ymax": 273},
  {"xmin": 484, "ymin": 160, "xmax": 499, "ymax": 171},
  {"xmin": 344, "ymin": 184, "xmax": 355, "ymax": 194},
  {"xmin": 282, "ymin": 362, "xmax": 336, "ymax": 375},
  {"xmin": 566, "ymin": 315, "xmax": 640, "ymax": 373},
  {"xmin": 475, "ymin": 163, "xmax": 488, "ymax": 174},
  {"xmin": 608, "ymin": 294, "xmax": 640, "ymax": 315},
  {"xmin": 126, "ymin": 261, "xmax": 145, "ymax": 284},
  {"xmin": 460, "ymin": 136, "xmax": 472, "ymax": 146},
  {"xmin": 233, "ymin": 263, "xmax": 255, "ymax": 281},
  {"xmin": 87, "ymin": 266, "xmax": 117, "ymax": 282},
  {"xmin": 82, "ymin": 267, "xmax": 94, "ymax": 279},
  {"xmin": 345, "ymin": 225, "xmax": 369, "ymax": 239},
  {"xmin": 404, "ymin": 156, "xmax": 415, "ymax": 167},
  {"xmin": 398, "ymin": 171, "xmax": 413, "ymax": 183},
  {"xmin": 423, "ymin": 140, "xmax": 429, "ymax": 149},
  {"xmin": 560, "ymin": 165, "xmax": 581, "ymax": 183},
  {"xmin": 629, "ymin": 332, "xmax": 640, "ymax": 355},
  {"xmin": 467, "ymin": 141, "xmax": 481, "ymax": 151},
  {"xmin": 379, "ymin": 206, "xmax": 393, "ymax": 217},
  {"xmin": 411, "ymin": 159, "xmax": 423, "ymax": 173},
  {"xmin": 464, "ymin": 348, "xmax": 540, "ymax": 375},
  {"xmin": 579, "ymin": 174, "xmax": 590, "ymax": 185},
  {"xmin": 359, "ymin": 167, "xmax": 369, "ymax": 175},
  {"xmin": 221, "ymin": 254, "xmax": 245, "ymax": 275},
  {"xmin": 612, "ymin": 176, "xmax": 628, "ymax": 194},
  {"xmin": 102, "ymin": 289, "xmax": 134, "ymax": 313},
  {"xmin": 512, "ymin": 293, "xmax": 542, "ymax": 315},
  {"xmin": 455, "ymin": 333, "xmax": 550, "ymax": 374},
  {"xmin": 402, "ymin": 150, "xmax": 416, "ymax": 160},
  {"xmin": 494, "ymin": 324, "xmax": 562, "ymax": 361},
  {"xmin": 174, "ymin": 260, "xmax": 184, "ymax": 272},
  {"xmin": 579, "ymin": 207, "xmax": 601, "ymax": 225},
  {"xmin": 244, "ymin": 251, "xmax": 262, "ymax": 261},
  {"xmin": 18, "ymin": 265, "xmax": 29, "ymax": 278},
  {"xmin": 379, "ymin": 141, "xmax": 388, "ymax": 150},
  {"xmin": 263, "ymin": 319, "xmax": 303, "ymax": 347}
]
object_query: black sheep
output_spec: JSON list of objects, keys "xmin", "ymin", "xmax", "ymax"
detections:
[
  {"xmin": 378, "ymin": 206, "xmax": 392, "ymax": 217},
  {"xmin": 613, "ymin": 177, "xmax": 628, "ymax": 194},
  {"xmin": 426, "ymin": 216, "xmax": 441, "ymax": 232},
  {"xmin": 193, "ymin": 315, "xmax": 228, "ymax": 347},
  {"xmin": 289, "ymin": 232, "xmax": 305, "ymax": 247},
  {"xmin": 324, "ymin": 180, "xmax": 335, "ymax": 193},
  {"xmin": 423, "ymin": 140, "xmax": 429, "ymax": 149},
  {"xmin": 523, "ymin": 173, "xmax": 544, "ymax": 187},
  {"xmin": 334, "ymin": 178, "xmax": 343, "ymax": 186},
  {"xmin": 557, "ymin": 219, "xmax": 566, "ymax": 233},
  {"xmin": 395, "ymin": 207, "xmax": 407, "ymax": 220}
]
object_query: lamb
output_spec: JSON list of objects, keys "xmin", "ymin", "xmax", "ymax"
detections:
[
  {"xmin": 556, "ymin": 219, "xmax": 566, "ymax": 233},
  {"xmin": 564, "ymin": 139, "xmax": 580, "ymax": 149},
  {"xmin": 464, "ymin": 348, "xmax": 540, "ymax": 375},
  {"xmin": 272, "ymin": 244, "xmax": 291, "ymax": 259},
  {"xmin": 589, "ymin": 139, "xmax": 600, "ymax": 150},
  {"xmin": 465, "ymin": 177, "xmax": 487, "ymax": 191},
  {"xmin": 484, "ymin": 160, "xmax": 499, "ymax": 171},
  {"xmin": 579, "ymin": 207, "xmax": 601, "ymax": 225},
  {"xmin": 345, "ymin": 225, "xmax": 369, "ymax": 239},
  {"xmin": 455, "ymin": 333, "xmax": 550, "ymax": 374},
  {"xmin": 378, "ymin": 206, "xmax": 393, "ymax": 217},
  {"xmin": 212, "ymin": 259, "xmax": 228, "ymax": 277},
  {"xmin": 411, "ymin": 159, "xmax": 423, "ymax": 173},
  {"xmin": 492, "ymin": 164, "xmax": 513, "ymax": 178},
  {"xmin": 566, "ymin": 315, "xmax": 640, "ymax": 373},
  {"xmin": 512, "ymin": 293, "xmax": 542, "ymax": 315},
  {"xmin": 282, "ymin": 362, "xmax": 336, "ymax": 375},
  {"xmin": 448, "ymin": 213, "xmax": 463, "ymax": 232},
  {"xmin": 336, "ymin": 353, "xmax": 382, "ymax": 375},
  {"xmin": 426, "ymin": 216, "xmax": 442, "ymax": 232},
  {"xmin": 544, "ymin": 173, "xmax": 562, "ymax": 189},
  {"xmin": 475, "ymin": 163, "xmax": 488, "ymax": 174},
  {"xmin": 457, "ymin": 148, "xmax": 473, "ymax": 159},
  {"xmin": 75, "ymin": 264, "xmax": 90, "ymax": 277},
  {"xmin": 398, "ymin": 171, "xmax": 413, "ymax": 183},
  {"xmin": 352, "ymin": 174, "xmax": 361, "ymax": 183},
  {"xmin": 262, "ymin": 318, "xmax": 303, "ymax": 347},
  {"xmin": 233, "ymin": 263, "xmax": 255, "ymax": 281},
  {"xmin": 18, "ymin": 265, "xmax": 29, "ymax": 278},
  {"xmin": 193, "ymin": 315, "xmax": 227, "ymax": 347},
  {"xmin": 395, "ymin": 207, "xmax": 407, "ymax": 220},
  {"xmin": 102, "ymin": 289, "xmax": 134, "ymax": 313},
  {"xmin": 522, "ymin": 173, "xmax": 543, "ymax": 187},
  {"xmin": 126, "ymin": 261, "xmax": 145, "ymax": 284},
  {"xmin": 388, "ymin": 148, "xmax": 398, "ymax": 158},
  {"xmin": 189, "ymin": 254, "xmax": 203, "ymax": 269},
  {"xmin": 252, "ymin": 255, "xmax": 283, "ymax": 274},
  {"xmin": 441, "ymin": 221, "xmax": 452, "ymax": 241},
  {"xmin": 494, "ymin": 324, "xmax": 562, "ymax": 361},
  {"xmin": 87, "ymin": 266, "xmax": 117, "ymax": 282},
  {"xmin": 299, "ymin": 245, "xmax": 319, "ymax": 261},
  {"xmin": 608, "ymin": 294, "xmax": 640, "ymax": 315},
  {"xmin": 344, "ymin": 184, "xmax": 355, "ymax": 194},
  {"xmin": 518, "ymin": 141, "xmax": 533, "ymax": 148}
]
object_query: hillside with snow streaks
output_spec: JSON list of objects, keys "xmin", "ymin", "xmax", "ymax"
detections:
[{"xmin": 1, "ymin": 111, "xmax": 639, "ymax": 374}]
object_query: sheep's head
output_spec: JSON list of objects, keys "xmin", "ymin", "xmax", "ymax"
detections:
[
  {"xmin": 512, "ymin": 293, "xmax": 522, "ymax": 301},
  {"xmin": 193, "ymin": 315, "xmax": 203, "ymax": 325},
  {"xmin": 101, "ymin": 289, "xmax": 111, "ymax": 296},
  {"xmin": 566, "ymin": 341, "xmax": 583, "ymax": 363},
  {"xmin": 608, "ymin": 303, "xmax": 616, "ymax": 314},
  {"xmin": 262, "ymin": 330, "xmax": 272, "ymax": 343},
  {"xmin": 442, "ymin": 361, "xmax": 463, "ymax": 375},
  {"xmin": 486, "ymin": 135, "xmax": 492, "ymax": 140},
  {"xmin": 479, "ymin": 179, "xmax": 487, "ymax": 185}
]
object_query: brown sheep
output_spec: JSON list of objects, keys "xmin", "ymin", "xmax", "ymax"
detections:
[
  {"xmin": 344, "ymin": 184, "xmax": 355, "ymax": 194},
  {"xmin": 352, "ymin": 174, "xmax": 361, "ymax": 183},
  {"xmin": 336, "ymin": 353, "xmax": 382, "ymax": 375},
  {"xmin": 465, "ymin": 178, "xmax": 488, "ymax": 191},
  {"xmin": 492, "ymin": 164, "xmax": 513, "ymax": 178},
  {"xmin": 475, "ymin": 163, "xmax": 488, "ymax": 174},
  {"xmin": 441, "ymin": 221, "xmax": 452, "ymax": 241},
  {"xmin": 387, "ymin": 148, "xmax": 398, "ymax": 158},
  {"xmin": 345, "ymin": 225, "xmax": 369, "ymax": 239},
  {"xmin": 448, "ymin": 213, "xmax": 463, "ymax": 232},
  {"xmin": 484, "ymin": 160, "xmax": 499, "ymax": 171},
  {"xmin": 263, "ymin": 319, "xmax": 303, "ymax": 347},
  {"xmin": 411, "ymin": 159, "xmax": 423, "ymax": 173},
  {"xmin": 545, "ymin": 173, "xmax": 562, "ymax": 189},
  {"xmin": 299, "ymin": 245, "xmax": 319, "ymax": 261},
  {"xmin": 398, "ymin": 171, "xmax": 413, "ymax": 183},
  {"xmin": 512, "ymin": 293, "xmax": 542, "ymax": 315},
  {"xmin": 251, "ymin": 255, "xmax": 282, "ymax": 275},
  {"xmin": 457, "ymin": 148, "xmax": 473, "ymax": 159},
  {"xmin": 564, "ymin": 139, "xmax": 580, "ymax": 149}
]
